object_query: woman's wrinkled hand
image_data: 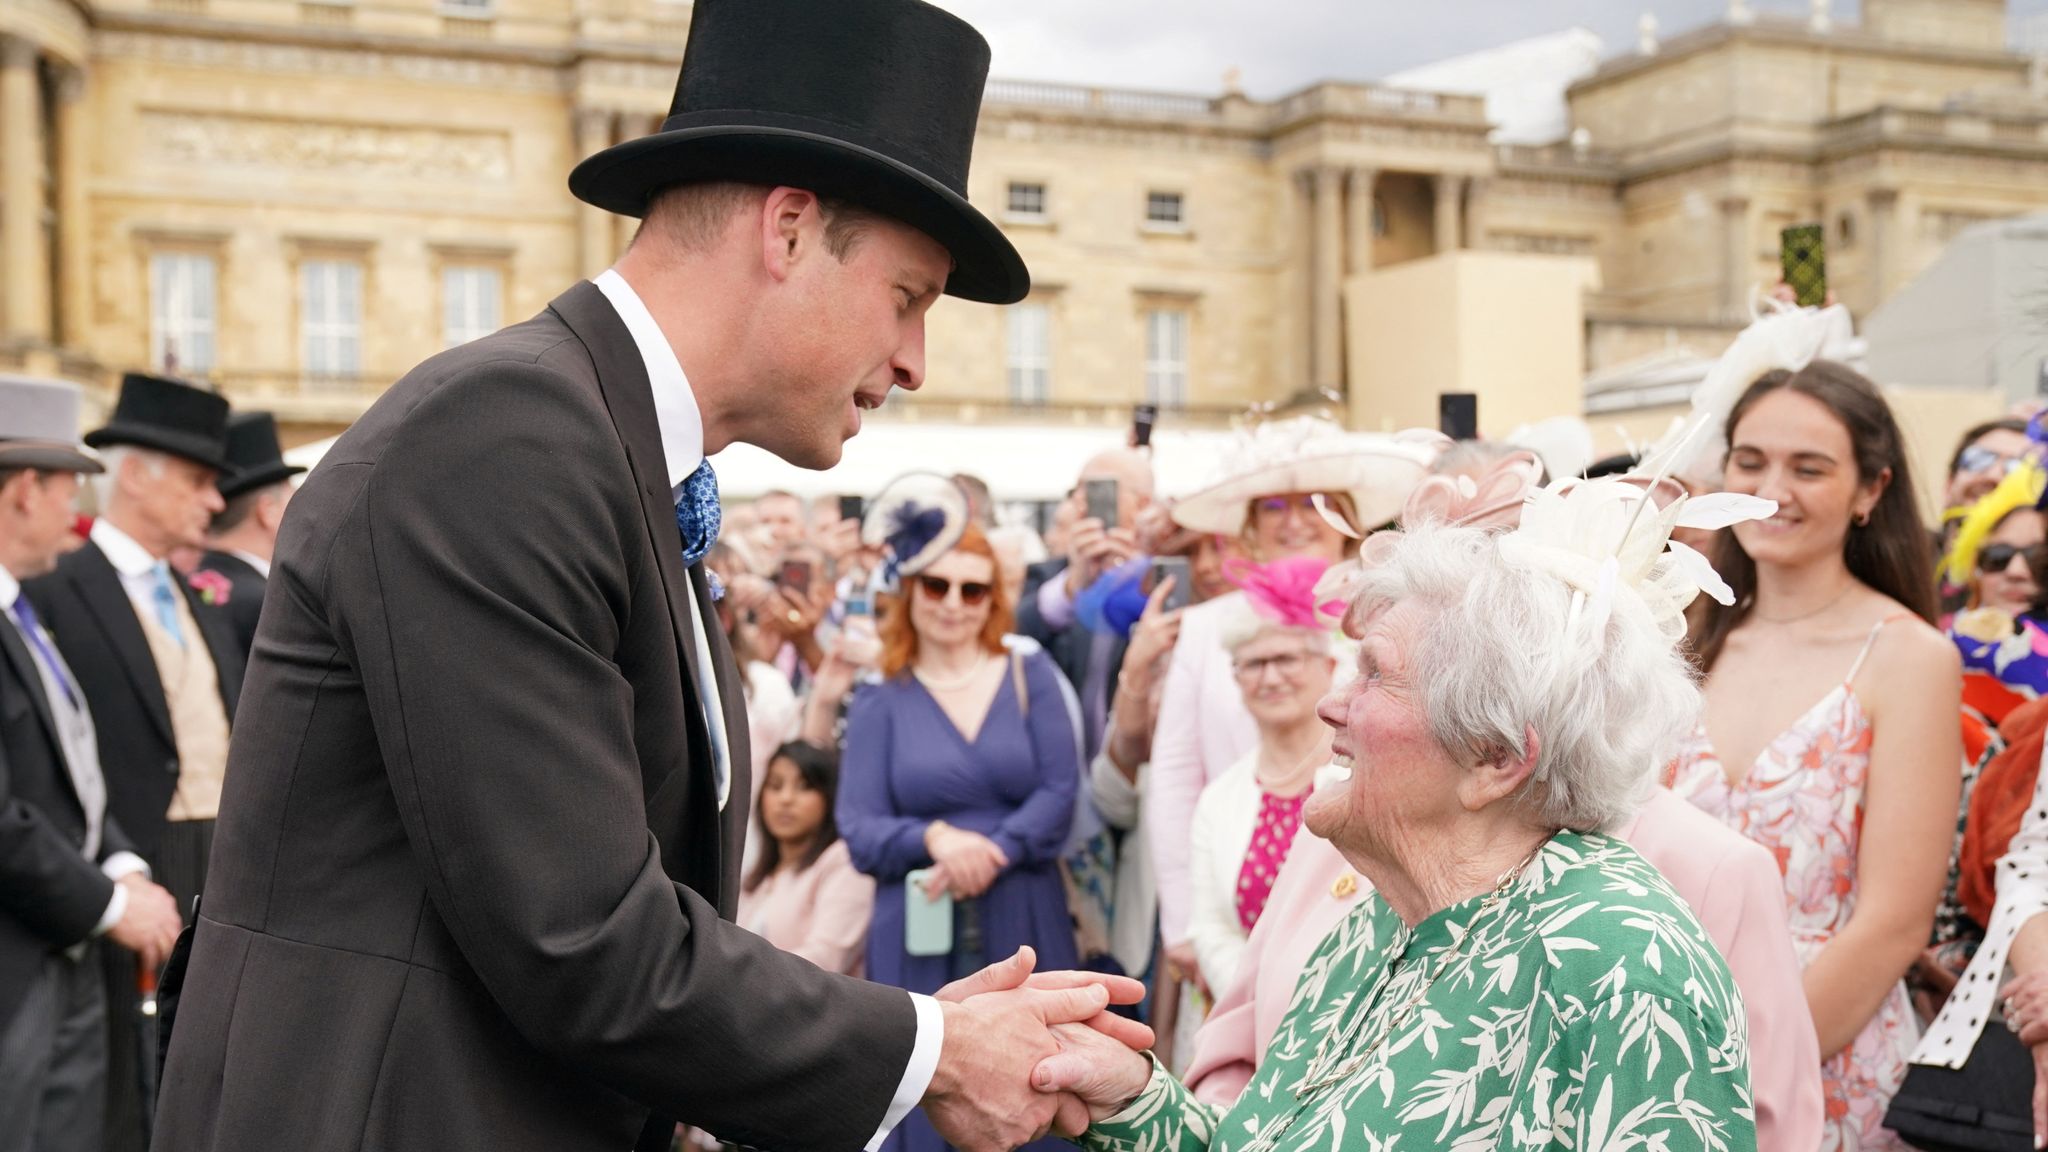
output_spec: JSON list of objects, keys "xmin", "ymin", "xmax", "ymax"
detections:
[{"xmin": 1035, "ymin": 1021, "xmax": 1155, "ymax": 1136}]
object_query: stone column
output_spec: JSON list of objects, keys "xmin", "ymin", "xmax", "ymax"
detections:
[
  {"xmin": 54, "ymin": 67, "xmax": 89, "ymax": 347},
  {"xmin": 1346, "ymin": 166, "xmax": 1377, "ymax": 276},
  {"xmin": 1433, "ymin": 173, "xmax": 1466, "ymax": 254},
  {"xmin": 575, "ymin": 108, "xmax": 616, "ymax": 278},
  {"xmin": 1, "ymin": 37, "xmax": 51, "ymax": 341},
  {"xmin": 1312, "ymin": 165, "xmax": 1344, "ymax": 393},
  {"xmin": 1720, "ymin": 195, "xmax": 1752, "ymax": 319},
  {"xmin": 1289, "ymin": 169, "xmax": 1314, "ymax": 395},
  {"xmin": 1867, "ymin": 187, "xmax": 1899, "ymax": 306}
]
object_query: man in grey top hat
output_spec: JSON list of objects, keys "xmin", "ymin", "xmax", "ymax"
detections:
[{"xmin": 0, "ymin": 377, "xmax": 184, "ymax": 1152}]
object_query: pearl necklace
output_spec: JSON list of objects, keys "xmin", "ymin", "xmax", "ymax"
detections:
[{"xmin": 914, "ymin": 653, "xmax": 990, "ymax": 693}]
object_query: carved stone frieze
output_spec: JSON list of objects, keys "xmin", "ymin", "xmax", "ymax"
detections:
[
  {"xmin": 140, "ymin": 109, "xmax": 512, "ymax": 180},
  {"xmin": 95, "ymin": 30, "xmax": 563, "ymax": 91}
]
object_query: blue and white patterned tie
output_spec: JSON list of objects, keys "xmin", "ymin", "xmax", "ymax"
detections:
[{"xmin": 674, "ymin": 460, "xmax": 721, "ymax": 569}]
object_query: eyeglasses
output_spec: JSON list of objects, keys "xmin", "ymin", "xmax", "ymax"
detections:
[
  {"xmin": 1232, "ymin": 651, "xmax": 1313, "ymax": 682},
  {"xmin": 1957, "ymin": 446, "xmax": 2029, "ymax": 477},
  {"xmin": 915, "ymin": 575, "xmax": 994, "ymax": 605},
  {"xmin": 1977, "ymin": 542, "xmax": 2048, "ymax": 576},
  {"xmin": 1251, "ymin": 494, "xmax": 1324, "ymax": 520}
]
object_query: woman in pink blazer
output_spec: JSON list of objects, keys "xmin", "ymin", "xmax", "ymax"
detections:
[{"xmin": 737, "ymin": 741, "xmax": 875, "ymax": 977}]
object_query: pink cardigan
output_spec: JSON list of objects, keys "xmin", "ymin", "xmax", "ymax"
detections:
[
  {"xmin": 1184, "ymin": 788, "xmax": 1824, "ymax": 1152},
  {"xmin": 735, "ymin": 840, "xmax": 875, "ymax": 977}
]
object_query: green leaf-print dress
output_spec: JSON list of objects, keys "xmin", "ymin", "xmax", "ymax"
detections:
[{"xmin": 1081, "ymin": 831, "xmax": 1756, "ymax": 1152}]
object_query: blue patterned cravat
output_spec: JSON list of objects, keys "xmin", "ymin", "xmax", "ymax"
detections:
[{"xmin": 674, "ymin": 460, "xmax": 721, "ymax": 569}]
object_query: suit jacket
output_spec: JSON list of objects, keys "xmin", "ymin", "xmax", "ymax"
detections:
[
  {"xmin": 0, "ymin": 609, "xmax": 137, "ymax": 1031},
  {"xmin": 193, "ymin": 551, "xmax": 266, "ymax": 665},
  {"xmin": 151, "ymin": 283, "xmax": 918, "ymax": 1152},
  {"xmin": 1185, "ymin": 789, "xmax": 1825, "ymax": 1152},
  {"xmin": 23, "ymin": 542, "xmax": 244, "ymax": 861}
]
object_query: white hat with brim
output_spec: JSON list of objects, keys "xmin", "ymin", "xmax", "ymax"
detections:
[{"xmin": 1171, "ymin": 433, "xmax": 1437, "ymax": 537}]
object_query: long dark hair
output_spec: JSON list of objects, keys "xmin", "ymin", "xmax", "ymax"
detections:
[
  {"xmin": 744, "ymin": 741, "xmax": 841, "ymax": 894},
  {"xmin": 1690, "ymin": 360, "xmax": 1936, "ymax": 672}
]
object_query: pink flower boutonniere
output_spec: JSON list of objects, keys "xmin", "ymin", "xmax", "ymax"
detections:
[{"xmin": 189, "ymin": 569, "xmax": 233, "ymax": 606}]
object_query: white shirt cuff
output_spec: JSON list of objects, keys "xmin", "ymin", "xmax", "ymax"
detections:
[
  {"xmin": 101, "ymin": 852, "xmax": 150, "ymax": 883},
  {"xmin": 93, "ymin": 880, "xmax": 129, "ymax": 938},
  {"xmin": 865, "ymin": 992, "xmax": 944, "ymax": 1152}
]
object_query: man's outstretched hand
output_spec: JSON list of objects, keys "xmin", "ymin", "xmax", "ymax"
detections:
[{"xmin": 924, "ymin": 949, "xmax": 1154, "ymax": 1151}]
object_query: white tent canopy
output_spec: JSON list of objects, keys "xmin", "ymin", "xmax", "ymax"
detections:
[{"xmin": 286, "ymin": 422, "xmax": 1247, "ymax": 504}]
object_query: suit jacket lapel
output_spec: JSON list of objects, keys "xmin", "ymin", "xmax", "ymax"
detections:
[
  {"xmin": 549, "ymin": 281, "xmax": 726, "ymax": 896},
  {"xmin": 0, "ymin": 615, "xmax": 63, "ymax": 757},
  {"xmin": 69, "ymin": 543, "xmax": 175, "ymax": 747},
  {"xmin": 691, "ymin": 564, "xmax": 751, "ymax": 913}
]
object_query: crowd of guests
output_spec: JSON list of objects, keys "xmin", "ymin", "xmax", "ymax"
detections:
[
  {"xmin": 22, "ymin": 309, "xmax": 2048, "ymax": 1151},
  {"xmin": 691, "ymin": 323, "xmax": 2048, "ymax": 1151}
]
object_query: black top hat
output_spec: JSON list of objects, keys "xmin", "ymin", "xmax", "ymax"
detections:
[
  {"xmin": 217, "ymin": 412, "xmax": 307, "ymax": 500},
  {"xmin": 567, "ymin": 0, "xmax": 1028, "ymax": 305},
  {"xmin": 84, "ymin": 373, "xmax": 232, "ymax": 472}
]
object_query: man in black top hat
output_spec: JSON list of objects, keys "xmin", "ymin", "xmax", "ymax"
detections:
[
  {"xmin": 153, "ymin": 3, "xmax": 1146, "ymax": 1152},
  {"xmin": 193, "ymin": 413, "xmax": 304, "ymax": 663},
  {"xmin": 0, "ymin": 377, "xmax": 183, "ymax": 1152}
]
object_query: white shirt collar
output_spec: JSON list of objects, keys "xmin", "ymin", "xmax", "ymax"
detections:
[
  {"xmin": 90, "ymin": 518, "xmax": 162, "ymax": 577},
  {"xmin": 0, "ymin": 562, "xmax": 19, "ymax": 613},
  {"xmin": 592, "ymin": 270, "xmax": 704, "ymax": 495},
  {"xmin": 226, "ymin": 548, "xmax": 271, "ymax": 578}
]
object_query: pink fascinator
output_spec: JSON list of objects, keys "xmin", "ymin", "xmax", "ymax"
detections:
[
  {"xmin": 1224, "ymin": 555, "xmax": 1334, "ymax": 631},
  {"xmin": 1313, "ymin": 450, "xmax": 1546, "ymax": 634}
]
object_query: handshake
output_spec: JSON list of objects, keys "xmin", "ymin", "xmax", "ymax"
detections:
[{"xmin": 922, "ymin": 947, "xmax": 1163, "ymax": 1151}]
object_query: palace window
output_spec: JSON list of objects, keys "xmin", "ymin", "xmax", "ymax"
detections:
[
  {"xmin": 1006, "ymin": 302, "xmax": 1051, "ymax": 406},
  {"xmin": 149, "ymin": 253, "xmax": 217, "ymax": 375},
  {"xmin": 1146, "ymin": 191, "xmax": 1185, "ymax": 228},
  {"xmin": 443, "ymin": 265, "xmax": 502, "ymax": 349},
  {"xmin": 1144, "ymin": 309, "xmax": 1189, "ymax": 410},
  {"xmin": 1006, "ymin": 182, "xmax": 1048, "ymax": 220},
  {"xmin": 301, "ymin": 260, "xmax": 363, "ymax": 380}
]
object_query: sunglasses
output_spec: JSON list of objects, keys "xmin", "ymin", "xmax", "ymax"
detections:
[
  {"xmin": 915, "ymin": 575, "xmax": 993, "ymax": 605},
  {"xmin": 1977, "ymin": 542, "xmax": 2048, "ymax": 576},
  {"xmin": 1958, "ymin": 446, "xmax": 2029, "ymax": 477},
  {"xmin": 1252, "ymin": 494, "xmax": 1324, "ymax": 518}
]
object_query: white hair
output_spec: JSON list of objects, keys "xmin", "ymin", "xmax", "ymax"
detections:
[
  {"xmin": 1346, "ymin": 521, "xmax": 1700, "ymax": 831},
  {"xmin": 92, "ymin": 446, "xmax": 166, "ymax": 511}
]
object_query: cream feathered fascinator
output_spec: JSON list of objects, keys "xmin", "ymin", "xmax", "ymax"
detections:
[{"xmin": 1635, "ymin": 299, "xmax": 1855, "ymax": 483}]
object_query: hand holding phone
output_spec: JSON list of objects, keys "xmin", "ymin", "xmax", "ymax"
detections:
[
  {"xmin": 904, "ymin": 870, "xmax": 953, "ymax": 956},
  {"xmin": 1149, "ymin": 556, "xmax": 1192, "ymax": 612},
  {"xmin": 1132, "ymin": 403, "xmax": 1158, "ymax": 449},
  {"xmin": 1083, "ymin": 478, "xmax": 1120, "ymax": 531}
]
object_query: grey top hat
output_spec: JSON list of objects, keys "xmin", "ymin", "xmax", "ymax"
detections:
[{"xmin": 0, "ymin": 376, "xmax": 105, "ymax": 474}]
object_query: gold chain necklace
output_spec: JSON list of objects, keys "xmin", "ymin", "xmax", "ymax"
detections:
[{"xmin": 1238, "ymin": 834, "xmax": 1555, "ymax": 1152}]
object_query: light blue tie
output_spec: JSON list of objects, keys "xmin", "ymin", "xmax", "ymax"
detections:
[{"xmin": 149, "ymin": 564, "xmax": 187, "ymax": 648}]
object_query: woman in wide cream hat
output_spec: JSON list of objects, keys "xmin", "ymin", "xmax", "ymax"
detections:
[{"xmin": 1146, "ymin": 415, "xmax": 1433, "ymax": 1007}]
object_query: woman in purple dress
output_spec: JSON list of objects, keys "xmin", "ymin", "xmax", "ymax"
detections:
[{"xmin": 838, "ymin": 521, "xmax": 1081, "ymax": 1152}]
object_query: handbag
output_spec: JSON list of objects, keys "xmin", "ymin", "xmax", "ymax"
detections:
[{"xmin": 1884, "ymin": 1019, "xmax": 2034, "ymax": 1151}]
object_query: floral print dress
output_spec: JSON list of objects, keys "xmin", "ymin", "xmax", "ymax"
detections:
[
  {"xmin": 1077, "ymin": 831, "xmax": 1754, "ymax": 1152},
  {"xmin": 1664, "ymin": 616, "xmax": 1915, "ymax": 1152}
]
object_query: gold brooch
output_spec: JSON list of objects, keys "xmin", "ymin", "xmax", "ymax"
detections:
[{"xmin": 1331, "ymin": 873, "xmax": 1358, "ymax": 899}]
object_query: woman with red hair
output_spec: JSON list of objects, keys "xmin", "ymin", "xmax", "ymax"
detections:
[{"xmin": 836, "ymin": 522, "xmax": 1082, "ymax": 1152}]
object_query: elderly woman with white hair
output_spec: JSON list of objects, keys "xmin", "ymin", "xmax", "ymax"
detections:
[
  {"xmin": 1184, "ymin": 558, "xmax": 1338, "ymax": 996},
  {"xmin": 1036, "ymin": 479, "xmax": 1770, "ymax": 1150}
]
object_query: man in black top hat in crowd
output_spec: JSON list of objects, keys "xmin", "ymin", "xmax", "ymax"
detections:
[
  {"xmin": 193, "ymin": 413, "xmax": 304, "ymax": 662},
  {"xmin": 0, "ymin": 377, "xmax": 183, "ymax": 1152},
  {"xmin": 153, "ymin": 2, "xmax": 1148, "ymax": 1152},
  {"xmin": 24, "ymin": 372, "xmax": 242, "ymax": 1152}
]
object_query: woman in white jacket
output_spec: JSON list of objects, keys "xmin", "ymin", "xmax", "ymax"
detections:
[{"xmin": 1184, "ymin": 557, "xmax": 1339, "ymax": 994}]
